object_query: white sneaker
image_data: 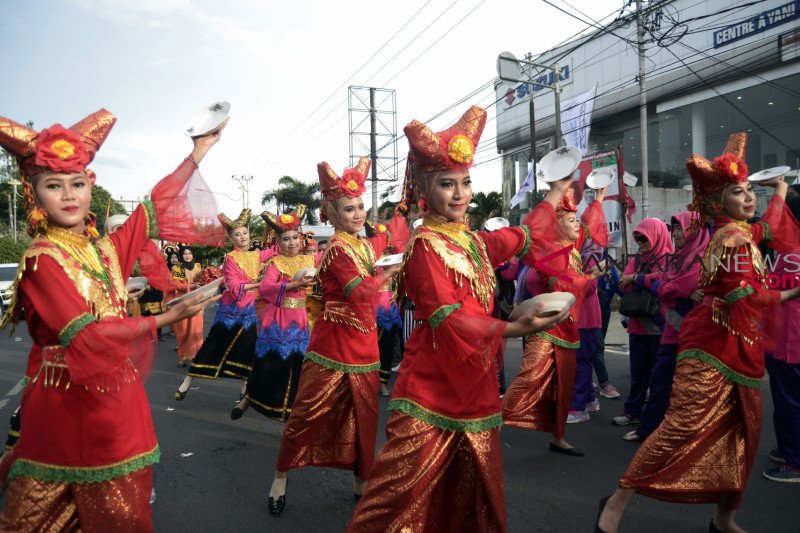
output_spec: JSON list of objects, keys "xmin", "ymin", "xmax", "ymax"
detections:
[
  {"xmin": 586, "ymin": 399, "xmax": 600, "ymax": 412},
  {"xmin": 567, "ymin": 410, "xmax": 590, "ymax": 423}
]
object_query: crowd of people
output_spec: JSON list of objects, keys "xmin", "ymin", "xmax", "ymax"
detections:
[{"xmin": 0, "ymin": 103, "xmax": 798, "ymax": 533}]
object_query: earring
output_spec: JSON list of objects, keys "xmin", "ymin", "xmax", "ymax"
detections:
[
  {"xmin": 85, "ymin": 212, "xmax": 99, "ymax": 239},
  {"xmin": 418, "ymin": 199, "xmax": 427, "ymax": 212},
  {"xmin": 27, "ymin": 207, "xmax": 48, "ymax": 235}
]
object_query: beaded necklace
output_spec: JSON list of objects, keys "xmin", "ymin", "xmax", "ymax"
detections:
[
  {"xmin": 46, "ymin": 226, "xmax": 112, "ymax": 289},
  {"xmin": 422, "ymin": 215, "xmax": 483, "ymax": 268}
]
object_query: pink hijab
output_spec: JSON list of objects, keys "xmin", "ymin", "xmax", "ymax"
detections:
[
  {"xmin": 624, "ymin": 218, "xmax": 674, "ymax": 275},
  {"xmin": 668, "ymin": 211, "xmax": 710, "ymax": 278}
]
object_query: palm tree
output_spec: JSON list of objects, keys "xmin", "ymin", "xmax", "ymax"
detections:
[
  {"xmin": 261, "ymin": 176, "xmax": 322, "ymax": 225},
  {"xmin": 468, "ymin": 191, "xmax": 503, "ymax": 230}
]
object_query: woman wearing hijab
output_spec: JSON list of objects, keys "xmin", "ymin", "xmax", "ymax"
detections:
[
  {"xmin": 613, "ymin": 219, "xmax": 674, "ymax": 427},
  {"xmin": 168, "ymin": 243, "xmax": 205, "ymax": 366},
  {"xmin": 597, "ymin": 133, "xmax": 800, "ymax": 533},
  {"xmin": 621, "ymin": 211, "xmax": 710, "ymax": 442}
]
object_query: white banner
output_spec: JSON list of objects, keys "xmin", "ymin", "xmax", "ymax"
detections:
[{"xmin": 560, "ymin": 84, "xmax": 597, "ymax": 155}]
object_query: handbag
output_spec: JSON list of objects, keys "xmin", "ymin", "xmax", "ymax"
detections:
[{"xmin": 618, "ymin": 289, "xmax": 660, "ymax": 318}]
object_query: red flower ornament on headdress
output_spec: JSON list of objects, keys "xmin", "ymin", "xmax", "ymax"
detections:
[
  {"xmin": 34, "ymin": 125, "xmax": 91, "ymax": 173},
  {"xmin": 262, "ymin": 205, "xmax": 306, "ymax": 233},
  {"xmin": 555, "ymin": 187, "xmax": 578, "ymax": 217},
  {"xmin": 318, "ymin": 158, "xmax": 371, "ymax": 203},
  {"xmin": 714, "ymin": 152, "xmax": 748, "ymax": 183}
]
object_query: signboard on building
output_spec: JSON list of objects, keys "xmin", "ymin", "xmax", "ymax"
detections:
[
  {"xmin": 503, "ymin": 59, "xmax": 573, "ymax": 108},
  {"xmin": 713, "ymin": 1, "xmax": 800, "ymax": 48},
  {"xmin": 780, "ymin": 28, "xmax": 800, "ymax": 60}
]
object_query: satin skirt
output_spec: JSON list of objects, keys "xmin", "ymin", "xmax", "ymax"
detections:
[
  {"xmin": 276, "ymin": 360, "xmax": 379, "ymax": 478},
  {"xmin": 619, "ymin": 358, "xmax": 761, "ymax": 510},
  {"xmin": 0, "ymin": 467, "xmax": 153, "ymax": 533},
  {"xmin": 501, "ymin": 335, "xmax": 576, "ymax": 439},
  {"xmin": 348, "ymin": 411, "xmax": 505, "ymax": 533}
]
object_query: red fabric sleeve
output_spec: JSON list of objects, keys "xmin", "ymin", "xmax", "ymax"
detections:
[
  {"xmin": 718, "ymin": 244, "xmax": 782, "ymax": 351},
  {"xmin": 478, "ymin": 226, "xmax": 529, "ymax": 268},
  {"xmin": 150, "ymin": 158, "xmax": 227, "ymax": 247},
  {"xmin": 520, "ymin": 201, "xmax": 562, "ymax": 266},
  {"xmin": 21, "ymin": 256, "xmax": 158, "ymax": 387},
  {"xmin": 760, "ymin": 193, "xmax": 800, "ymax": 254},
  {"xmin": 405, "ymin": 239, "xmax": 504, "ymax": 401},
  {"xmin": 580, "ymin": 199, "xmax": 609, "ymax": 248},
  {"xmin": 108, "ymin": 204, "xmax": 151, "ymax": 281},
  {"xmin": 136, "ymin": 240, "xmax": 180, "ymax": 293},
  {"xmin": 223, "ymin": 255, "xmax": 250, "ymax": 301},
  {"xmin": 328, "ymin": 251, "xmax": 383, "ymax": 323},
  {"xmin": 366, "ymin": 213, "xmax": 410, "ymax": 257}
]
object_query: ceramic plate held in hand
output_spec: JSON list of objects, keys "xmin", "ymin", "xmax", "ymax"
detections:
[
  {"xmin": 375, "ymin": 254, "xmax": 404, "ymax": 267},
  {"xmin": 125, "ymin": 276, "xmax": 148, "ymax": 292},
  {"xmin": 184, "ymin": 101, "xmax": 231, "ymax": 137},
  {"xmin": 537, "ymin": 146, "xmax": 582, "ymax": 182},
  {"xmin": 748, "ymin": 166, "xmax": 790, "ymax": 182},
  {"xmin": 292, "ymin": 267, "xmax": 317, "ymax": 281},
  {"xmin": 509, "ymin": 292, "xmax": 576, "ymax": 321},
  {"xmin": 166, "ymin": 278, "xmax": 224, "ymax": 306},
  {"xmin": 585, "ymin": 168, "xmax": 614, "ymax": 190},
  {"xmin": 484, "ymin": 217, "xmax": 510, "ymax": 232}
]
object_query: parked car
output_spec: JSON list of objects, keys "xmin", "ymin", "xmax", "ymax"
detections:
[{"xmin": 0, "ymin": 263, "xmax": 18, "ymax": 315}]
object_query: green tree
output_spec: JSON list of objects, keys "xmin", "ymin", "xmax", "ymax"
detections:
[
  {"xmin": 468, "ymin": 191, "xmax": 503, "ymax": 230},
  {"xmin": 91, "ymin": 185, "xmax": 128, "ymax": 232},
  {"xmin": 261, "ymin": 176, "xmax": 321, "ymax": 225}
]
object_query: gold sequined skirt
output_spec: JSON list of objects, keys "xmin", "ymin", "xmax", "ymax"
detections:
[
  {"xmin": 0, "ymin": 467, "xmax": 153, "ymax": 532},
  {"xmin": 620, "ymin": 358, "xmax": 761, "ymax": 509},
  {"xmin": 348, "ymin": 411, "xmax": 505, "ymax": 533},
  {"xmin": 501, "ymin": 335, "xmax": 576, "ymax": 439},
  {"xmin": 276, "ymin": 359, "xmax": 379, "ymax": 478}
]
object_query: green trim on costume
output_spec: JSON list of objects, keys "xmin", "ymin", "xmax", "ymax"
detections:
[
  {"xmin": 759, "ymin": 221, "xmax": 773, "ymax": 242},
  {"xmin": 142, "ymin": 200, "xmax": 160, "ymax": 239},
  {"xmin": 581, "ymin": 221, "xmax": 591, "ymax": 241},
  {"xmin": 389, "ymin": 398, "xmax": 502, "ymax": 433},
  {"xmin": 58, "ymin": 313, "xmax": 97, "ymax": 347},
  {"xmin": 515, "ymin": 225, "xmax": 532, "ymax": 259},
  {"xmin": 343, "ymin": 277, "xmax": 363, "ymax": 299},
  {"xmin": 428, "ymin": 304, "xmax": 461, "ymax": 330},
  {"xmin": 724, "ymin": 285, "xmax": 754, "ymax": 305},
  {"xmin": 304, "ymin": 351, "xmax": 380, "ymax": 374},
  {"xmin": 8, "ymin": 446, "xmax": 160, "ymax": 484},
  {"xmin": 535, "ymin": 331, "xmax": 580, "ymax": 349},
  {"xmin": 676, "ymin": 349, "xmax": 762, "ymax": 388}
]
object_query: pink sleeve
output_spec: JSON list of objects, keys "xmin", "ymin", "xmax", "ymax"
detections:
[
  {"xmin": 499, "ymin": 259, "xmax": 520, "ymax": 281},
  {"xmin": 258, "ymin": 264, "xmax": 285, "ymax": 304},
  {"xmin": 653, "ymin": 267, "xmax": 701, "ymax": 308},
  {"xmin": 223, "ymin": 255, "xmax": 250, "ymax": 302},
  {"xmin": 260, "ymin": 248, "xmax": 276, "ymax": 262}
]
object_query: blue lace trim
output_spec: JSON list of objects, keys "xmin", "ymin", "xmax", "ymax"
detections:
[
  {"xmin": 377, "ymin": 303, "xmax": 403, "ymax": 330},
  {"xmin": 211, "ymin": 301, "xmax": 259, "ymax": 330},
  {"xmin": 255, "ymin": 321, "xmax": 310, "ymax": 360}
]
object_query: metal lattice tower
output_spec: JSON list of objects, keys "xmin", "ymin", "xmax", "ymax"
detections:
[{"xmin": 348, "ymin": 86, "xmax": 398, "ymax": 221}]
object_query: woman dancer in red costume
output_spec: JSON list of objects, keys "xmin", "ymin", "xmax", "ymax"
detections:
[
  {"xmin": 348, "ymin": 106, "xmax": 572, "ymax": 533},
  {"xmin": 268, "ymin": 157, "xmax": 409, "ymax": 516},
  {"xmin": 597, "ymin": 133, "xmax": 800, "ymax": 533},
  {"xmin": 0, "ymin": 110, "xmax": 227, "ymax": 531},
  {"xmin": 501, "ymin": 158, "xmax": 608, "ymax": 457}
]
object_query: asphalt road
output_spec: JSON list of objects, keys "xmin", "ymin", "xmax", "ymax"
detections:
[{"xmin": 0, "ymin": 310, "xmax": 798, "ymax": 532}]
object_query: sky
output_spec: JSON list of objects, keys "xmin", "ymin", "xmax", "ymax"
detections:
[{"xmin": 0, "ymin": 0, "xmax": 625, "ymax": 218}]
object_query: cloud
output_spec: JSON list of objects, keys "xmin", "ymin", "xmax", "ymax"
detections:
[{"xmin": 147, "ymin": 57, "xmax": 169, "ymax": 67}]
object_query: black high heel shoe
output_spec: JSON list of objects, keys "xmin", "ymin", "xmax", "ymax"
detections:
[
  {"xmin": 709, "ymin": 518, "xmax": 724, "ymax": 533},
  {"xmin": 268, "ymin": 480, "xmax": 288, "ymax": 517},
  {"xmin": 595, "ymin": 495, "xmax": 611, "ymax": 533}
]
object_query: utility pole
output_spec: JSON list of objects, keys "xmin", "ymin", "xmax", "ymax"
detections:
[
  {"xmin": 231, "ymin": 175, "xmax": 253, "ymax": 210},
  {"xmin": 369, "ymin": 88, "xmax": 378, "ymax": 224},
  {"xmin": 6, "ymin": 194, "xmax": 11, "ymax": 236},
  {"xmin": 553, "ymin": 63, "xmax": 563, "ymax": 147},
  {"xmin": 8, "ymin": 178, "xmax": 20, "ymax": 242},
  {"xmin": 636, "ymin": 0, "xmax": 650, "ymax": 218}
]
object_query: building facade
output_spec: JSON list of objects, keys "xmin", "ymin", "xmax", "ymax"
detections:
[{"xmin": 497, "ymin": 0, "xmax": 800, "ymax": 233}]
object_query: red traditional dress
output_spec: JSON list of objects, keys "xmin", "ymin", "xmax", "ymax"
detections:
[
  {"xmin": 502, "ymin": 193, "xmax": 607, "ymax": 440},
  {"xmin": 619, "ymin": 133, "xmax": 800, "ymax": 510},
  {"xmin": 350, "ymin": 105, "xmax": 545, "ymax": 533},
  {"xmin": 168, "ymin": 253, "xmax": 204, "ymax": 363},
  {"xmin": 0, "ymin": 109, "xmax": 225, "ymax": 532},
  {"xmin": 276, "ymin": 220, "xmax": 407, "ymax": 475}
]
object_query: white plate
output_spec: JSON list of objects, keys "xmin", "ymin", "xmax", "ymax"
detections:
[
  {"xmin": 622, "ymin": 171, "xmax": 639, "ymax": 187},
  {"xmin": 537, "ymin": 146, "xmax": 582, "ymax": 182},
  {"xmin": 413, "ymin": 219, "xmax": 423, "ymax": 229},
  {"xmin": 484, "ymin": 217, "xmax": 510, "ymax": 232},
  {"xmin": 292, "ymin": 267, "xmax": 317, "ymax": 281},
  {"xmin": 125, "ymin": 276, "xmax": 148, "ymax": 291},
  {"xmin": 375, "ymin": 253, "xmax": 403, "ymax": 267},
  {"xmin": 585, "ymin": 168, "xmax": 614, "ymax": 190},
  {"xmin": 682, "ymin": 184, "xmax": 693, "ymax": 191},
  {"xmin": 748, "ymin": 165, "xmax": 791, "ymax": 182},
  {"xmin": 509, "ymin": 292, "xmax": 576, "ymax": 321},
  {"xmin": 166, "ymin": 278, "xmax": 224, "ymax": 306},
  {"xmin": 184, "ymin": 101, "xmax": 231, "ymax": 137},
  {"xmin": 388, "ymin": 186, "xmax": 404, "ymax": 203}
]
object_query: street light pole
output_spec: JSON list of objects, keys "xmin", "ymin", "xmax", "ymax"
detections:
[
  {"xmin": 231, "ymin": 175, "xmax": 253, "ymax": 210},
  {"xmin": 636, "ymin": 0, "xmax": 650, "ymax": 218}
]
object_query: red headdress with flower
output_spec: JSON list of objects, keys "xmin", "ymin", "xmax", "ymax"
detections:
[
  {"xmin": 261, "ymin": 204, "xmax": 306, "ymax": 233},
  {"xmin": 686, "ymin": 132, "xmax": 748, "ymax": 224},
  {"xmin": 317, "ymin": 157, "xmax": 370, "ymax": 203},
  {"xmin": 400, "ymin": 105, "xmax": 486, "ymax": 211},
  {"xmin": 555, "ymin": 187, "xmax": 578, "ymax": 217}
]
